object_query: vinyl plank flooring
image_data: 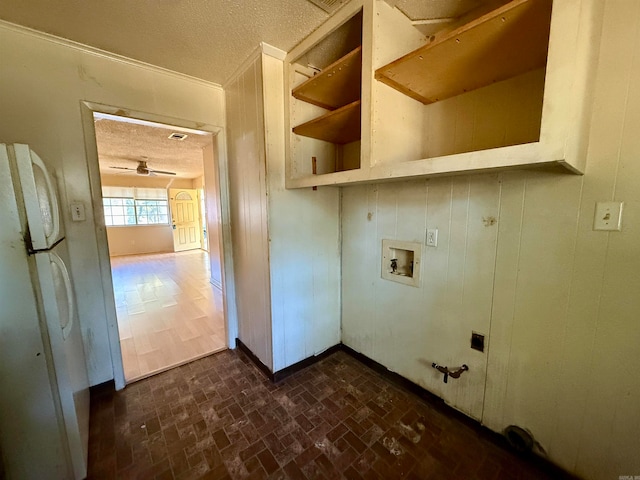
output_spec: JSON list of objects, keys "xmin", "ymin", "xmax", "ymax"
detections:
[{"xmin": 110, "ymin": 250, "xmax": 227, "ymax": 383}]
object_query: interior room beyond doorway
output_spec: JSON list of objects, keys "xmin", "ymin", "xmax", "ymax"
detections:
[
  {"xmin": 92, "ymin": 112, "xmax": 227, "ymax": 382},
  {"xmin": 112, "ymin": 250, "xmax": 226, "ymax": 382}
]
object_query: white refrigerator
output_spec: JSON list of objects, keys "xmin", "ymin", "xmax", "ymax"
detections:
[{"xmin": 0, "ymin": 144, "xmax": 90, "ymax": 479}]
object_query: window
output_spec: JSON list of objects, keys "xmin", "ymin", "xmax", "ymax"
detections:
[
  {"xmin": 134, "ymin": 199, "xmax": 169, "ymax": 225},
  {"xmin": 102, "ymin": 197, "xmax": 135, "ymax": 226},
  {"xmin": 102, "ymin": 186, "xmax": 169, "ymax": 226}
]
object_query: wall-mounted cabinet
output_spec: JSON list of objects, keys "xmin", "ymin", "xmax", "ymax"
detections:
[
  {"xmin": 285, "ymin": 0, "xmax": 604, "ymax": 189},
  {"xmin": 286, "ymin": 6, "xmax": 364, "ymax": 181}
]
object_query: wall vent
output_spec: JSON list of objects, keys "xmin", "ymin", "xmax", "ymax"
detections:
[
  {"xmin": 168, "ymin": 132, "xmax": 188, "ymax": 140},
  {"xmin": 306, "ymin": 0, "xmax": 347, "ymax": 14}
]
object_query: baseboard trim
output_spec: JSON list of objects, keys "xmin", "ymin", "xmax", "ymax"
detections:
[
  {"xmin": 235, "ymin": 338, "xmax": 273, "ymax": 381},
  {"xmin": 89, "ymin": 380, "xmax": 116, "ymax": 397},
  {"xmin": 272, "ymin": 344, "xmax": 342, "ymax": 383},
  {"xmin": 235, "ymin": 338, "xmax": 343, "ymax": 383}
]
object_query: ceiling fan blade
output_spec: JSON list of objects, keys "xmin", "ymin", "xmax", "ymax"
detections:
[
  {"xmin": 148, "ymin": 169, "xmax": 177, "ymax": 176},
  {"xmin": 109, "ymin": 166, "xmax": 136, "ymax": 170}
]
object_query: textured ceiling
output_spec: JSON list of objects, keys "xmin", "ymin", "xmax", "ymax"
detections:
[
  {"xmin": 0, "ymin": 0, "xmax": 329, "ymax": 85},
  {"xmin": 0, "ymin": 0, "xmax": 500, "ymax": 85},
  {"xmin": 95, "ymin": 118, "xmax": 212, "ymax": 179},
  {"xmin": 5, "ymin": 1, "xmax": 502, "ymax": 176},
  {"xmin": 394, "ymin": 0, "xmax": 485, "ymax": 20}
]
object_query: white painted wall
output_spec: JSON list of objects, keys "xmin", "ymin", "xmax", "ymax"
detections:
[
  {"xmin": 106, "ymin": 225, "xmax": 173, "ymax": 256},
  {"xmin": 225, "ymin": 47, "xmax": 341, "ymax": 373},
  {"xmin": 341, "ymin": 2, "xmax": 640, "ymax": 478},
  {"xmin": 0, "ymin": 22, "xmax": 226, "ymax": 385}
]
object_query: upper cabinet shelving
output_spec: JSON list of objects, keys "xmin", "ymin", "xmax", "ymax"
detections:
[
  {"xmin": 286, "ymin": 6, "xmax": 363, "ymax": 182},
  {"xmin": 285, "ymin": 0, "xmax": 604, "ymax": 189},
  {"xmin": 292, "ymin": 100, "xmax": 361, "ymax": 144},
  {"xmin": 293, "ymin": 46, "xmax": 362, "ymax": 110},
  {"xmin": 375, "ymin": 0, "xmax": 552, "ymax": 105}
]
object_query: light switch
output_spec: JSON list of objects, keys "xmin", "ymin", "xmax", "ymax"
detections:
[
  {"xmin": 426, "ymin": 228, "xmax": 438, "ymax": 247},
  {"xmin": 593, "ymin": 201, "xmax": 622, "ymax": 231},
  {"xmin": 70, "ymin": 202, "xmax": 85, "ymax": 222}
]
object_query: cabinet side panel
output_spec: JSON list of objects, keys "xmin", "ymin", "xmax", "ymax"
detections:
[
  {"xmin": 539, "ymin": 0, "xmax": 604, "ymax": 170},
  {"xmin": 226, "ymin": 54, "xmax": 273, "ymax": 370},
  {"xmin": 263, "ymin": 54, "xmax": 341, "ymax": 371},
  {"xmin": 370, "ymin": 0, "xmax": 425, "ymax": 166}
]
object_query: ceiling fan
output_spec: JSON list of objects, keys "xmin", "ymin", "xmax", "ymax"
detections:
[{"xmin": 109, "ymin": 160, "xmax": 176, "ymax": 176}]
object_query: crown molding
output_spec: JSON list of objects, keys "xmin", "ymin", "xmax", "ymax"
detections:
[{"xmin": 0, "ymin": 19, "xmax": 223, "ymax": 91}]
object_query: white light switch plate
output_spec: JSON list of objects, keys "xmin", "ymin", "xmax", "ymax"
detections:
[
  {"xmin": 70, "ymin": 202, "xmax": 86, "ymax": 222},
  {"xmin": 593, "ymin": 201, "xmax": 622, "ymax": 231},
  {"xmin": 426, "ymin": 228, "xmax": 438, "ymax": 247}
]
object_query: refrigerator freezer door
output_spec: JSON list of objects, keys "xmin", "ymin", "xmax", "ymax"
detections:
[
  {"xmin": 35, "ymin": 245, "xmax": 90, "ymax": 480},
  {"xmin": 12, "ymin": 144, "xmax": 64, "ymax": 250},
  {"xmin": 0, "ymin": 145, "xmax": 71, "ymax": 478}
]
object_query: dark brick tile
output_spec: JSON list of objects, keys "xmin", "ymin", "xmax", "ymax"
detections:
[
  {"xmin": 87, "ymin": 349, "xmax": 566, "ymax": 480},
  {"xmin": 169, "ymin": 450, "xmax": 190, "ymax": 476},
  {"xmin": 257, "ymin": 448, "xmax": 279, "ymax": 474},
  {"xmin": 281, "ymin": 461, "xmax": 305, "ymax": 480},
  {"xmin": 295, "ymin": 413, "xmax": 315, "ymax": 433},
  {"xmin": 213, "ymin": 428, "xmax": 231, "ymax": 450},
  {"xmin": 244, "ymin": 455, "xmax": 263, "ymax": 473},
  {"xmin": 294, "ymin": 445, "xmax": 321, "ymax": 468},
  {"xmin": 327, "ymin": 423, "xmax": 349, "ymax": 443},
  {"xmin": 343, "ymin": 430, "xmax": 366, "ymax": 454},
  {"xmin": 240, "ymin": 440, "xmax": 267, "ymax": 461}
]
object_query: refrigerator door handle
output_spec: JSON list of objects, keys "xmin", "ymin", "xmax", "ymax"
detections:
[
  {"xmin": 14, "ymin": 144, "xmax": 61, "ymax": 249},
  {"xmin": 30, "ymin": 151, "xmax": 61, "ymax": 245},
  {"xmin": 50, "ymin": 252, "xmax": 74, "ymax": 340}
]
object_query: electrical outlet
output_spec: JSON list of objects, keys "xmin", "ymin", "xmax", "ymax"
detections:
[
  {"xmin": 426, "ymin": 228, "xmax": 438, "ymax": 247},
  {"xmin": 593, "ymin": 201, "xmax": 623, "ymax": 231}
]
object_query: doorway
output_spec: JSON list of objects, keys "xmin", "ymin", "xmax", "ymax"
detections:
[
  {"xmin": 110, "ymin": 251, "xmax": 225, "ymax": 381},
  {"xmin": 91, "ymin": 111, "xmax": 228, "ymax": 383}
]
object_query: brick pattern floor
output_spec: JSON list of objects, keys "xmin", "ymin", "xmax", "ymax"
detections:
[{"xmin": 88, "ymin": 349, "xmax": 569, "ymax": 479}]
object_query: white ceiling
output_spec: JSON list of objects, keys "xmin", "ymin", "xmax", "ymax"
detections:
[
  {"xmin": 0, "ymin": 0, "xmax": 498, "ymax": 85},
  {"xmin": 0, "ymin": 0, "xmax": 329, "ymax": 85},
  {"xmin": 4, "ymin": 0, "xmax": 500, "ymax": 174},
  {"xmin": 95, "ymin": 117, "xmax": 212, "ymax": 179}
]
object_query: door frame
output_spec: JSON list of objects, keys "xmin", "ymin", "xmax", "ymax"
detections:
[{"xmin": 80, "ymin": 101, "xmax": 238, "ymax": 390}]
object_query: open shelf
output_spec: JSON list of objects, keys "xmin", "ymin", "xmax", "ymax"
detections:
[
  {"xmin": 375, "ymin": 0, "xmax": 552, "ymax": 105},
  {"xmin": 292, "ymin": 46, "xmax": 362, "ymax": 110},
  {"xmin": 292, "ymin": 100, "xmax": 361, "ymax": 144}
]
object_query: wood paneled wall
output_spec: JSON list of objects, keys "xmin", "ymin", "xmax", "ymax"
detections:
[
  {"xmin": 263, "ymin": 54, "xmax": 341, "ymax": 372},
  {"xmin": 225, "ymin": 53, "xmax": 274, "ymax": 370},
  {"xmin": 341, "ymin": 2, "xmax": 640, "ymax": 477},
  {"xmin": 225, "ymin": 49, "xmax": 341, "ymax": 373}
]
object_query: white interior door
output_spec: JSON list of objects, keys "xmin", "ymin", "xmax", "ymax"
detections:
[{"xmin": 170, "ymin": 188, "xmax": 202, "ymax": 252}]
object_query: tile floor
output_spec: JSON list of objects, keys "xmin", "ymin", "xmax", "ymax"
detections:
[
  {"xmin": 88, "ymin": 349, "xmax": 571, "ymax": 480},
  {"xmin": 111, "ymin": 250, "xmax": 226, "ymax": 382}
]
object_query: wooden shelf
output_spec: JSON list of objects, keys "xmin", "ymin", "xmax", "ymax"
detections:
[
  {"xmin": 292, "ymin": 46, "xmax": 362, "ymax": 110},
  {"xmin": 375, "ymin": 0, "xmax": 552, "ymax": 105},
  {"xmin": 293, "ymin": 100, "xmax": 361, "ymax": 144}
]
